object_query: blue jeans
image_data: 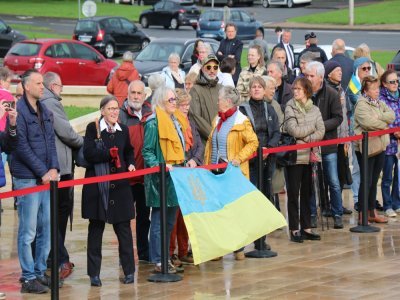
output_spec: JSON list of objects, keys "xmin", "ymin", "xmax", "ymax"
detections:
[
  {"xmin": 322, "ymin": 153, "xmax": 343, "ymax": 216},
  {"xmin": 381, "ymin": 154, "xmax": 400, "ymax": 211},
  {"xmin": 351, "ymin": 142, "xmax": 360, "ymax": 204},
  {"xmin": 149, "ymin": 206, "xmax": 178, "ymax": 264},
  {"xmin": 14, "ymin": 178, "xmax": 50, "ymax": 280}
]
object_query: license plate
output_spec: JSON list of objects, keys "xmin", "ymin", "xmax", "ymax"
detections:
[
  {"xmin": 190, "ymin": 19, "xmax": 197, "ymax": 23},
  {"xmin": 79, "ymin": 35, "xmax": 92, "ymax": 42}
]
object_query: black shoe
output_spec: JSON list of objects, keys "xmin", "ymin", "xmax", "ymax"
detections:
[
  {"xmin": 301, "ymin": 229, "xmax": 321, "ymax": 241},
  {"xmin": 322, "ymin": 210, "xmax": 332, "ymax": 217},
  {"xmin": 290, "ymin": 231, "xmax": 303, "ymax": 243},
  {"xmin": 37, "ymin": 274, "xmax": 63, "ymax": 288},
  {"xmin": 333, "ymin": 215, "xmax": 344, "ymax": 229},
  {"xmin": 342, "ymin": 207, "xmax": 353, "ymax": 215},
  {"xmin": 90, "ymin": 276, "xmax": 102, "ymax": 287},
  {"xmin": 376, "ymin": 200, "xmax": 384, "ymax": 211},
  {"xmin": 310, "ymin": 215, "xmax": 317, "ymax": 228},
  {"xmin": 122, "ymin": 274, "xmax": 134, "ymax": 284},
  {"xmin": 21, "ymin": 279, "xmax": 49, "ymax": 294}
]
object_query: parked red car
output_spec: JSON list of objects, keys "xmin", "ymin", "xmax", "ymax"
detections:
[{"xmin": 4, "ymin": 39, "xmax": 118, "ymax": 86}]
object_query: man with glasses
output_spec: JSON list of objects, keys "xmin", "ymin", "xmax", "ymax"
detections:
[
  {"xmin": 118, "ymin": 80, "xmax": 152, "ymax": 263},
  {"xmin": 189, "ymin": 54, "xmax": 222, "ymax": 143},
  {"xmin": 40, "ymin": 72, "xmax": 83, "ymax": 281}
]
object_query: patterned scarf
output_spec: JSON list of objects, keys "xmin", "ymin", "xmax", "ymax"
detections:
[
  {"xmin": 362, "ymin": 93, "xmax": 380, "ymax": 107},
  {"xmin": 380, "ymin": 87, "xmax": 400, "ymax": 103}
]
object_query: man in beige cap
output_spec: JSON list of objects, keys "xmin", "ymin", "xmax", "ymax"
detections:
[{"xmin": 189, "ymin": 54, "xmax": 222, "ymax": 143}]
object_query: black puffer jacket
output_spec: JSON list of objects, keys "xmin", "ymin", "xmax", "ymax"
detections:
[{"xmin": 311, "ymin": 81, "xmax": 343, "ymax": 154}]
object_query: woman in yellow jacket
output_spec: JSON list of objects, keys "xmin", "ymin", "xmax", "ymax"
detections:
[{"xmin": 204, "ymin": 86, "xmax": 259, "ymax": 260}]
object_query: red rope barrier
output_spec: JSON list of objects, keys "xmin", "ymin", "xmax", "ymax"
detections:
[{"xmin": 1, "ymin": 126, "xmax": 398, "ymax": 200}]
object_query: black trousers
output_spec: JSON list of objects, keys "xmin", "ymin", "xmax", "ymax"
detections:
[
  {"xmin": 356, "ymin": 151, "xmax": 385, "ymax": 212},
  {"xmin": 131, "ymin": 184, "xmax": 150, "ymax": 261},
  {"xmin": 286, "ymin": 164, "xmax": 312, "ymax": 231},
  {"xmin": 87, "ymin": 219, "xmax": 135, "ymax": 277}
]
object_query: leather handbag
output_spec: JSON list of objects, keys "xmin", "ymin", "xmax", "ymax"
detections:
[
  {"xmin": 276, "ymin": 116, "xmax": 297, "ymax": 167},
  {"xmin": 73, "ymin": 144, "xmax": 92, "ymax": 168}
]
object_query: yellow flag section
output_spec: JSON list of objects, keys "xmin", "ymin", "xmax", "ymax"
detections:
[{"xmin": 169, "ymin": 164, "xmax": 287, "ymax": 265}]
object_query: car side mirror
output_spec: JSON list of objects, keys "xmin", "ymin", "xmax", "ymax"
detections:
[
  {"xmin": 94, "ymin": 55, "xmax": 102, "ymax": 63},
  {"xmin": 250, "ymin": 16, "xmax": 255, "ymax": 22},
  {"xmin": 5, "ymin": 25, "xmax": 12, "ymax": 33}
]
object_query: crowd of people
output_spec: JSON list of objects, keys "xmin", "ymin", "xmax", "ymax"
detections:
[{"xmin": 0, "ymin": 23, "xmax": 399, "ymax": 295}]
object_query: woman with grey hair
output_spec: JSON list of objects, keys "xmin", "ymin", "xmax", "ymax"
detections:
[
  {"xmin": 204, "ymin": 86, "xmax": 258, "ymax": 260},
  {"xmin": 163, "ymin": 53, "xmax": 186, "ymax": 89},
  {"xmin": 142, "ymin": 86, "xmax": 191, "ymax": 274}
]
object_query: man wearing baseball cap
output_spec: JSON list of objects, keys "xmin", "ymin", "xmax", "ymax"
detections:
[{"xmin": 189, "ymin": 54, "xmax": 222, "ymax": 143}]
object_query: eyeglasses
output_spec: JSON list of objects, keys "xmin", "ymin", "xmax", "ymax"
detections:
[
  {"xmin": 361, "ymin": 66, "xmax": 372, "ymax": 72},
  {"xmin": 106, "ymin": 107, "xmax": 119, "ymax": 112},
  {"xmin": 166, "ymin": 97, "xmax": 177, "ymax": 103},
  {"xmin": 53, "ymin": 83, "xmax": 63, "ymax": 88},
  {"xmin": 205, "ymin": 65, "xmax": 218, "ymax": 71},
  {"xmin": 387, "ymin": 79, "xmax": 399, "ymax": 85}
]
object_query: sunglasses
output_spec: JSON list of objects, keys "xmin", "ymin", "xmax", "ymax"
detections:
[
  {"xmin": 205, "ymin": 65, "xmax": 218, "ymax": 71},
  {"xmin": 166, "ymin": 97, "xmax": 177, "ymax": 103},
  {"xmin": 361, "ymin": 66, "xmax": 372, "ymax": 72},
  {"xmin": 387, "ymin": 79, "xmax": 399, "ymax": 85}
]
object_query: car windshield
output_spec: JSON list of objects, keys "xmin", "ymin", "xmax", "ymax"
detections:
[
  {"xmin": 9, "ymin": 43, "xmax": 41, "ymax": 56},
  {"xmin": 136, "ymin": 42, "xmax": 184, "ymax": 61},
  {"xmin": 201, "ymin": 11, "xmax": 223, "ymax": 21},
  {"xmin": 76, "ymin": 20, "xmax": 97, "ymax": 32}
]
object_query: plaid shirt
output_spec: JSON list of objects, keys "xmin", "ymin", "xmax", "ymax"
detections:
[{"xmin": 380, "ymin": 88, "xmax": 400, "ymax": 155}]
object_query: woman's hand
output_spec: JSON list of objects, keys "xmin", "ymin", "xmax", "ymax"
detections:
[
  {"xmin": 186, "ymin": 159, "xmax": 197, "ymax": 168},
  {"xmin": 166, "ymin": 164, "xmax": 173, "ymax": 171},
  {"xmin": 128, "ymin": 164, "xmax": 136, "ymax": 172},
  {"xmin": 231, "ymin": 159, "xmax": 241, "ymax": 167},
  {"xmin": 262, "ymin": 147, "xmax": 269, "ymax": 160},
  {"xmin": 7, "ymin": 107, "xmax": 17, "ymax": 127}
]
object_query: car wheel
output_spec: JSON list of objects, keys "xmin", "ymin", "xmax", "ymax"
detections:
[
  {"xmin": 105, "ymin": 43, "xmax": 115, "ymax": 58},
  {"xmin": 170, "ymin": 18, "xmax": 179, "ymax": 30},
  {"xmin": 262, "ymin": 0, "xmax": 269, "ymax": 8},
  {"xmin": 140, "ymin": 17, "xmax": 149, "ymax": 28},
  {"xmin": 141, "ymin": 39, "xmax": 150, "ymax": 50},
  {"xmin": 287, "ymin": 0, "xmax": 294, "ymax": 8}
]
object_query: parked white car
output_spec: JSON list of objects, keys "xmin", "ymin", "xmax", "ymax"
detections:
[{"xmin": 262, "ymin": 0, "xmax": 312, "ymax": 8}]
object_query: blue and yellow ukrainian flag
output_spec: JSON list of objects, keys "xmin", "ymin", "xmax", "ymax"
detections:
[
  {"xmin": 348, "ymin": 74, "xmax": 361, "ymax": 95},
  {"xmin": 170, "ymin": 164, "xmax": 287, "ymax": 265}
]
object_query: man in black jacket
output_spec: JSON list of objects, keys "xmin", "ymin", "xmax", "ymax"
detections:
[
  {"xmin": 298, "ymin": 32, "xmax": 328, "ymax": 64},
  {"xmin": 305, "ymin": 61, "xmax": 344, "ymax": 229}
]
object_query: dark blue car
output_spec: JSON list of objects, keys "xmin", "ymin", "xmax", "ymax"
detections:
[{"xmin": 196, "ymin": 9, "xmax": 262, "ymax": 41}]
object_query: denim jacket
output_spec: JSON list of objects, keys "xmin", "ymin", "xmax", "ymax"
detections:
[{"xmin": 11, "ymin": 95, "xmax": 59, "ymax": 179}]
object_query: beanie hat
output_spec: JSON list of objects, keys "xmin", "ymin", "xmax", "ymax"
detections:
[{"xmin": 324, "ymin": 60, "xmax": 341, "ymax": 78}]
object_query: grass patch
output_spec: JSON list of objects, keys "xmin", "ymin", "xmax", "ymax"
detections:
[
  {"xmin": 288, "ymin": 1, "xmax": 400, "ymax": 25},
  {"xmin": 64, "ymin": 105, "xmax": 97, "ymax": 120},
  {"xmin": 0, "ymin": 0, "xmax": 150, "ymax": 22},
  {"xmin": 9, "ymin": 23, "xmax": 71, "ymax": 39},
  {"xmin": 371, "ymin": 50, "xmax": 397, "ymax": 68}
]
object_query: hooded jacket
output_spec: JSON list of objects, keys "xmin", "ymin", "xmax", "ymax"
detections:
[
  {"xmin": 107, "ymin": 62, "xmax": 140, "ymax": 106},
  {"xmin": 40, "ymin": 87, "xmax": 83, "ymax": 175},
  {"xmin": 189, "ymin": 71, "xmax": 222, "ymax": 143}
]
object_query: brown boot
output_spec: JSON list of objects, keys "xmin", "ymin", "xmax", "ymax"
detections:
[{"xmin": 368, "ymin": 209, "xmax": 388, "ymax": 223}]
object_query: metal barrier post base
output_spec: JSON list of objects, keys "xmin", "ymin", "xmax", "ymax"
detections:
[
  {"xmin": 245, "ymin": 250, "xmax": 277, "ymax": 258},
  {"xmin": 349, "ymin": 225, "xmax": 380, "ymax": 233},
  {"xmin": 148, "ymin": 273, "xmax": 182, "ymax": 282}
]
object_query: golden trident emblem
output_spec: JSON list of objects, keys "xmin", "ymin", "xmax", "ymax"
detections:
[{"xmin": 188, "ymin": 173, "xmax": 207, "ymax": 206}]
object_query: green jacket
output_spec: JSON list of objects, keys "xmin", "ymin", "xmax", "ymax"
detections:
[{"xmin": 142, "ymin": 115, "xmax": 179, "ymax": 208}]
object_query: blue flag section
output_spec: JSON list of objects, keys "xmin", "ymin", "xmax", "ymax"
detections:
[{"xmin": 170, "ymin": 164, "xmax": 287, "ymax": 265}]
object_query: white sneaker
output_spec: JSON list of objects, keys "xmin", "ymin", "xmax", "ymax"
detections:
[{"xmin": 385, "ymin": 208, "xmax": 397, "ymax": 217}]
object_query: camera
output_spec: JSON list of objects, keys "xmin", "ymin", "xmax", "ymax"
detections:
[{"xmin": 3, "ymin": 101, "xmax": 15, "ymax": 111}]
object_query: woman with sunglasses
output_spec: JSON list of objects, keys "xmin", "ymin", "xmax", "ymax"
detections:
[
  {"xmin": 237, "ymin": 45, "xmax": 266, "ymax": 102},
  {"xmin": 204, "ymin": 86, "xmax": 258, "ymax": 260},
  {"xmin": 142, "ymin": 86, "xmax": 191, "ymax": 274},
  {"xmin": 354, "ymin": 76, "xmax": 395, "ymax": 224},
  {"xmin": 82, "ymin": 95, "xmax": 136, "ymax": 286},
  {"xmin": 379, "ymin": 70, "xmax": 400, "ymax": 218}
]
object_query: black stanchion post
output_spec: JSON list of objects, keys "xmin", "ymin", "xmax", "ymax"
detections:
[
  {"xmin": 246, "ymin": 146, "xmax": 277, "ymax": 259},
  {"xmin": 148, "ymin": 162, "xmax": 182, "ymax": 282},
  {"xmin": 50, "ymin": 180, "xmax": 59, "ymax": 300},
  {"xmin": 350, "ymin": 132, "xmax": 380, "ymax": 233}
]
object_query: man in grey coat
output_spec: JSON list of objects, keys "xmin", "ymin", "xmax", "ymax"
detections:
[{"xmin": 41, "ymin": 72, "xmax": 83, "ymax": 280}]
